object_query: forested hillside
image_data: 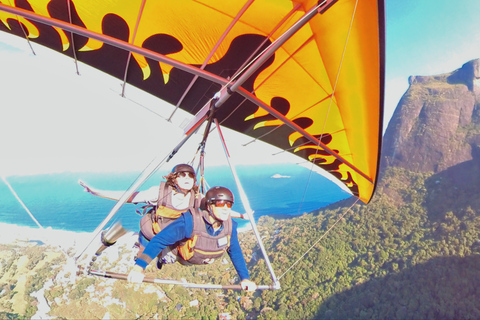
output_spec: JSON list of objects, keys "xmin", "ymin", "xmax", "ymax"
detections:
[
  {"xmin": 2, "ymin": 59, "xmax": 480, "ymax": 319},
  {"xmin": 2, "ymin": 164, "xmax": 480, "ymax": 319},
  {"xmin": 246, "ymin": 166, "xmax": 480, "ymax": 319}
]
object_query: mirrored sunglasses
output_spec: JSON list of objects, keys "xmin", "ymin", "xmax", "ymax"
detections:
[
  {"xmin": 176, "ymin": 172, "xmax": 195, "ymax": 178},
  {"xmin": 214, "ymin": 200, "xmax": 233, "ymax": 208}
]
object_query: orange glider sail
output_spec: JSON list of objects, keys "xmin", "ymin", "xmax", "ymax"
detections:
[{"xmin": 0, "ymin": 0, "xmax": 385, "ymax": 203}]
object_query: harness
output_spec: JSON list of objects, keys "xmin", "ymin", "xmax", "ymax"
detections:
[
  {"xmin": 177, "ymin": 209, "xmax": 232, "ymax": 265},
  {"xmin": 139, "ymin": 181, "xmax": 201, "ymax": 241}
]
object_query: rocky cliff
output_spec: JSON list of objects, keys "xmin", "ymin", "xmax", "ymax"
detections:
[{"xmin": 382, "ymin": 59, "xmax": 480, "ymax": 173}]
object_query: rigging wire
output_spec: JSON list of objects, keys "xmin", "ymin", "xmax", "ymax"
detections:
[
  {"xmin": 1, "ymin": 175, "xmax": 44, "ymax": 229},
  {"xmin": 6, "ymin": 0, "xmax": 36, "ymax": 55},
  {"xmin": 12, "ymin": 9, "xmax": 36, "ymax": 55},
  {"xmin": 121, "ymin": 0, "xmax": 147, "ymax": 97},
  {"xmin": 66, "ymin": 0, "xmax": 80, "ymax": 75},
  {"xmin": 276, "ymin": 0, "xmax": 363, "ymax": 278},
  {"xmin": 277, "ymin": 197, "xmax": 360, "ymax": 281},
  {"xmin": 212, "ymin": 3, "xmax": 302, "ymax": 127},
  {"xmin": 168, "ymin": 0, "xmax": 255, "ymax": 122},
  {"xmin": 296, "ymin": 0, "xmax": 359, "ymax": 215},
  {"xmin": 240, "ymin": 94, "xmax": 335, "ymax": 148},
  {"xmin": 2, "ymin": 175, "xmax": 80, "ymax": 269},
  {"xmin": 229, "ymin": 2, "xmax": 302, "ymax": 86},
  {"xmin": 179, "ymin": 0, "xmax": 327, "ymax": 124},
  {"xmin": 219, "ymin": 1, "xmax": 327, "ymax": 91}
]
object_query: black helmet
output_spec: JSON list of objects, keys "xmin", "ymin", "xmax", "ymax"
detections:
[
  {"xmin": 171, "ymin": 164, "xmax": 195, "ymax": 175},
  {"xmin": 206, "ymin": 186, "xmax": 234, "ymax": 204}
]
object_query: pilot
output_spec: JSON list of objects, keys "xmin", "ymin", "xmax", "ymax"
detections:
[{"xmin": 127, "ymin": 186, "xmax": 257, "ymax": 292}]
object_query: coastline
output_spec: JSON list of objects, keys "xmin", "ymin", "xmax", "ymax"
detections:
[
  {"xmin": 0, "ymin": 220, "xmax": 253, "ymax": 250},
  {"xmin": 0, "ymin": 222, "xmax": 92, "ymax": 251}
]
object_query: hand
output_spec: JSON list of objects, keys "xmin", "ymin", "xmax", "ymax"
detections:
[
  {"xmin": 127, "ymin": 265, "xmax": 145, "ymax": 283},
  {"xmin": 241, "ymin": 279, "xmax": 257, "ymax": 292},
  {"xmin": 78, "ymin": 180, "xmax": 95, "ymax": 195}
]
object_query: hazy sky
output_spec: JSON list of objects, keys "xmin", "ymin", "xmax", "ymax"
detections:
[
  {"xmin": 1, "ymin": 0, "xmax": 480, "ymax": 176},
  {"xmin": 0, "ymin": 34, "xmax": 300, "ymax": 176}
]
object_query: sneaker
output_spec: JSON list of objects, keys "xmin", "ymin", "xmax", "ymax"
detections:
[{"xmin": 156, "ymin": 259, "xmax": 163, "ymax": 270}]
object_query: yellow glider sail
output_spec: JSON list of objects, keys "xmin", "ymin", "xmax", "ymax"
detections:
[{"xmin": 0, "ymin": 0, "xmax": 385, "ymax": 203}]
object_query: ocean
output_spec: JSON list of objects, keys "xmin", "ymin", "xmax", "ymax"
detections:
[{"xmin": 0, "ymin": 164, "xmax": 351, "ymax": 233}]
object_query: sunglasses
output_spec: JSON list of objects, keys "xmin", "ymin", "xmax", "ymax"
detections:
[
  {"xmin": 176, "ymin": 172, "xmax": 195, "ymax": 178},
  {"xmin": 213, "ymin": 200, "xmax": 233, "ymax": 208}
]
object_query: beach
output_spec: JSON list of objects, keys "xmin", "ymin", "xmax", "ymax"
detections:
[
  {"xmin": 0, "ymin": 222, "xmax": 94, "ymax": 251},
  {"xmin": 0, "ymin": 214, "xmax": 269, "ymax": 319}
]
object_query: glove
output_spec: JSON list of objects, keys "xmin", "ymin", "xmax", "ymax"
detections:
[
  {"xmin": 240, "ymin": 279, "xmax": 257, "ymax": 292},
  {"xmin": 127, "ymin": 266, "xmax": 145, "ymax": 283}
]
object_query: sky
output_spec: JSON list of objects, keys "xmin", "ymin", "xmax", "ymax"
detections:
[
  {"xmin": 0, "ymin": 36, "xmax": 300, "ymax": 176},
  {"xmin": 384, "ymin": 0, "xmax": 480, "ymax": 126},
  {"xmin": 1, "ymin": 0, "xmax": 480, "ymax": 176}
]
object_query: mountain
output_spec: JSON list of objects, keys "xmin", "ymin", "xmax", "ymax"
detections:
[
  {"xmin": 382, "ymin": 59, "xmax": 480, "ymax": 174},
  {"xmin": 379, "ymin": 59, "xmax": 480, "ymax": 213}
]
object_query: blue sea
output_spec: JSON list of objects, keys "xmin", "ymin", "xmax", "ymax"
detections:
[{"xmin": 0, "ymin": 164, "xmax": 351, "ymax": 233}]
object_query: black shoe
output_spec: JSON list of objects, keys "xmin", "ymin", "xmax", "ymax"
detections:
[{"xmin": 157, "ymin": 259, "xmax": 163, "ymax": 270}]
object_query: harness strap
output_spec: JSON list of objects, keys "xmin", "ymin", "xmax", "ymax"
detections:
[
  {"xmin": 177, "ymin": 210, "xmax": 232, "ymax": 263},
  {"xmin": 136, "ymin": 204, "xmax": 154, "ymax": 216},
  {"xmin": 159, "ymin": 181, "xmax": 169, "ymax": 208},
  {"xmin": 152, "ymin": 208, "xmax": 182, "ymax": 234},
  {"xmin": 139, "ymin": 182, "xmax": 201, "ymax": 237}
]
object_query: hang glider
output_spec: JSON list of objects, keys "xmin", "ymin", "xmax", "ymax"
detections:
[
  {"xmin": 0, "ymin": 0, "xmax": 385, "ymax": 290},
  {"xmin": 0, "ymin": 0, "xmax": 385, "ymax": 203}
]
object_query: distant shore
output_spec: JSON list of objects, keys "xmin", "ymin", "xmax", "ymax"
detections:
[
  {"xmin": 0, "ymin": 220, "xmax": 253, "ymax": 251},
  {"xmin": 0, "ymin": 222, "xmax": 93, "ymax": 250}
]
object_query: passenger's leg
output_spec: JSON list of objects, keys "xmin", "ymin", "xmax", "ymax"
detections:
[{"xmin": 136, "ymin": 232, "xmax": 149, "ymax": 260}]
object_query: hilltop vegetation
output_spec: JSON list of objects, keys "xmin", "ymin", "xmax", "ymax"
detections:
[
  {"xmin": 4, "ymin": 58, "xmax": 480, "ymax": 320},
  {"xmin": 248, "ymin": 166, "xmax": 480, "ymax": 319},
  {"xmin": 2, "ymin": 165, "xmax": 480, "ymax": 319}
]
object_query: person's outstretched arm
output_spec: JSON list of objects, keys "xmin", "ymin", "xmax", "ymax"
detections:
[
  {"xmin": 78, "ymin": 180, "xmax": 158, "ymax": 203},
  {"xmin": 228, "ymin": 221, "xmax": 257, "ymax": 291}
]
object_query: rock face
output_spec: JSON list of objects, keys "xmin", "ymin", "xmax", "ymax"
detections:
[{"xmin": 382, "ymin": 59, "xmax": 480, "ymax": 173}]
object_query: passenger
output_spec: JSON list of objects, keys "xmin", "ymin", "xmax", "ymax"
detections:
[
  {"xmin": 80, "ymin": 164, "xmax": 201, "ymax": 259},
  {"xmin": 127, "ymin": 186, "xmax": 257, "ymax": 292}
]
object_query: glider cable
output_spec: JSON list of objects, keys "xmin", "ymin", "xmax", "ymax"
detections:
[
  {"xmin": 66, "ymin": 0, "xmax": 80, "ymax": 75},
  {"xmin": 214, "ymin": 3, "xmax": 302, "ymax": 128},
  {"xmin": 241, "ymin": 93, "xmax": 333, "ymax": 147},
  {"xmin": 214, "ymin": 119, "xmax": 280, "ymax": 289},
  {"xmin": 232, "ymin": 3, "xmax": 302, "ymax": 82},
  {"xmin": 2, "ymin": 175, "xmax": 44, "ymax": 229},
  {"xmin": 276, "ymin": 0, "xmax": 362, "ymax": 277},
  {"xmin": 5, "ymin": 0, "xmax": 36, "ymax": 55},
  {"xmin": 196, "ymin": 97, "xmax": 220, "ymax": 194},
  {"xmin": 277, "ymin": 197, "xmax": 360, "ymax": 281},
  {"xmin": 121, "ymin": 0, "xmax": 147, "ymax": 97},
  {"xmin": 217, "ymin": 0, "xmax": 332, "ymax": 91},
  {"xmin": 11, "ymin": 7, "xmax": 36, "ymax": 55},
  {"xmin": 298, "ymin": 0, "xmax": 360, "ymax": 214},
  {"xmin": 167, "ymin": 0, "xmax": 255, "ymax": 122}
]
